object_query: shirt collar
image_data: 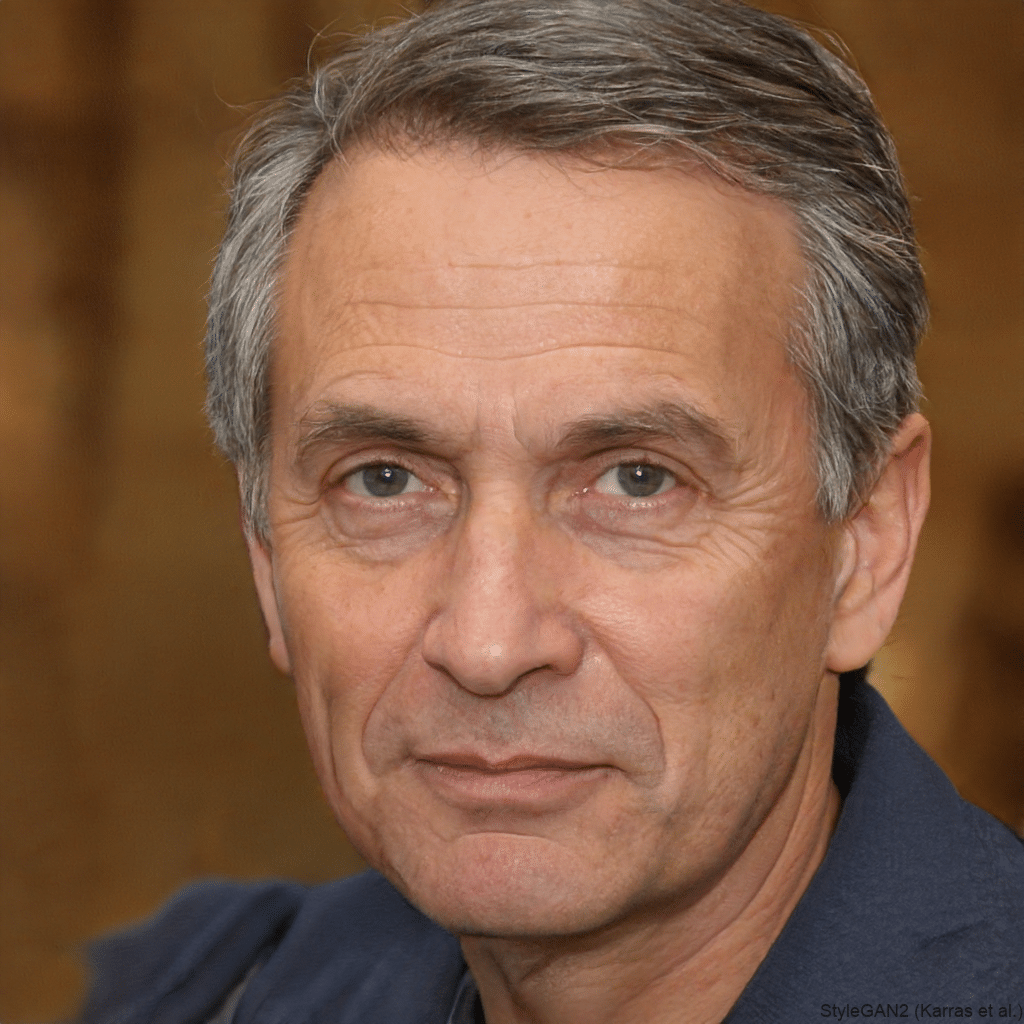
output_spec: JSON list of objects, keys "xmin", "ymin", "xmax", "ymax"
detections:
[{"xmin": 447, "ymin": 967, "xmax": 485, "ymax": 1024}]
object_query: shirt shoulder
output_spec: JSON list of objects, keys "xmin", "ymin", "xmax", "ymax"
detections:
[
  {"xmin": 77, "ymin": 872, "xmax": 464, "ymax": 1024},
  {"xmin": 727, "ymin": 677, "xmax": 1024, "ymax": 1023},
  {"xmin": 77, "ymin": 878, "xmax": 306, "ymax": 1023}
]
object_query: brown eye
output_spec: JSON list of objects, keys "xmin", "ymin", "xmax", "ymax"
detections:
[
  {"xmin": 595, "ymin": 463, "xmax": 675, "ymax": 499},
  {"xmin": 345, "ymin": 464, "xmax": 426, "ymax": 498}
]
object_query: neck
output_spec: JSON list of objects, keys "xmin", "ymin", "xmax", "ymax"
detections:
[{"xmin": 460, "ymin": 676, "xmax": 842, "ymax": 1024}]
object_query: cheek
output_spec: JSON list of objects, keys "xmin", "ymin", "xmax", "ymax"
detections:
[
  {"xmin": 277, "ymin": 555, "xmax": 431, "ymax": 782},
  {"xmin": 582, "ymin": 530, "xmax": 832, "ymax": 779},
  {"xmin": 284, "ymin": 550, "xmax": 427, "ymax": 675},
  {"xmin": 581, "ymin": 550, "xmax": 776, "ymax": 702},
  {"xmin": 691, "ymin": 536, "xmax": 835, "ymax": 782}
]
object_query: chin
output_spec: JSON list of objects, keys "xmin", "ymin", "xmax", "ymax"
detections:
[{"xmin": 381, "ymin": 830, "xmax": 638, "ymax": 940}]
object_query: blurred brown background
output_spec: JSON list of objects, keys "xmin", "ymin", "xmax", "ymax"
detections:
[{"xmin": 0, "ymin": 1, "xmax": 1021, "ymax": 1019}]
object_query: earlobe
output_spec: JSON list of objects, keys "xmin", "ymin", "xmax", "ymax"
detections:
[
  {"xmin": 826, "ymin": 413, "xmax": 931, "ymax": 673},
  {"xmin": 247, "ymin": 536, "xmax": 293, "ymax": 675}
]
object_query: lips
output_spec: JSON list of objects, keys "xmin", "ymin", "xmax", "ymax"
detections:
[
  {"xmin": 418, "ymin": 752, "xmax": 602, "ymax": 773},
  {"xmin": 411, "ymin": 752, "xmax": 612, "ymax": 811}
]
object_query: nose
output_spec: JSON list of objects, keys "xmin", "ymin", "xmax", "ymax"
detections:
[{"xmin": 422, "ymin": 493, "xmax": 584, "ymax": 696}]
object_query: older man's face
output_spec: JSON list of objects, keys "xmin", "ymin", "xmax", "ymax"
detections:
[{"xmin": 253, "ymin": 146, "xmax": 842, "ymax": 937}]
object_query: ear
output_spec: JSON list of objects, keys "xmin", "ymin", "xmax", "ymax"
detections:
[
  {"xmin": 826, "ymin": 413, "xmax": 931, "ymax": 673},
  {"xmin": 247, "ymin": 535, "xmax": 292, "ymax": 675}
]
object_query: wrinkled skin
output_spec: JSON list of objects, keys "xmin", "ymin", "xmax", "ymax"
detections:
[{"xmin": 249, "ymin": 147, "xmax": 930, "ymax": 1024}]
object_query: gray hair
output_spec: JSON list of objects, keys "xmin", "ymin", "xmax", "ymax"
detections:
[{"xmin": 206, "ymin": 0, "xmax": 926, "ymax": 541}]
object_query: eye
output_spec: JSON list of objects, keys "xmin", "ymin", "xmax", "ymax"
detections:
[
  {"xmin": 594, "ymin": 462, "xmax": 676, "ymax": 499},
  {"xmin": 344, "ymin": 463, "xmax": 427, "ymax": 499}
]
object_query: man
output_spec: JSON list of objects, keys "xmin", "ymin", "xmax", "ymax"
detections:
[{"xmin": 80, "ymin": 0, "xmax": 1023, "ymax": 1021}]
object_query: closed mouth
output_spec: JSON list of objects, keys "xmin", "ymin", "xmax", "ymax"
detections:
[{"xmin": 416, "ymin": 753, "xmax": 604, "ymax": 773}]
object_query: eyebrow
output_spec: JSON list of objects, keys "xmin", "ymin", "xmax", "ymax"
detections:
[
  {"xmin": 553, "ymin": 400, "xmax": 735, "ymax": 466},
  {"xmin": 293, "ymin": 399, "xmax": 734, "ymax": 468},
  {"xmin": 294, "ymin": 403, "xmax": 449, "ymax": 468}
]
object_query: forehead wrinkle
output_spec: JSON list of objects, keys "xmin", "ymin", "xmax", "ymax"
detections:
[
  {"xmin": 335, "ymin": 300, "xmax": 696, "ymax": 312},
  {"xmin": 336, "ymin": 268, "xmax": 685, "ymax": 298},
  {"xmin": 294, "ymin": 338, "xmax": 706, "ymax": 365},
  {"xmin": 322, "ymin": 258, "xmax": 724, "ymax": 313},
  {"xmin": 304, "ymin": 301, "xmax": 712, "ymax": 364},
  {"xmin": 343, "ymin": 260, "xmax": 664, "ymax": 270}
]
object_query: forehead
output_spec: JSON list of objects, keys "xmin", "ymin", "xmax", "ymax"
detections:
[{"xmin": 276, "ymin": 145, "xmax": 806, "ymax": 432}]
